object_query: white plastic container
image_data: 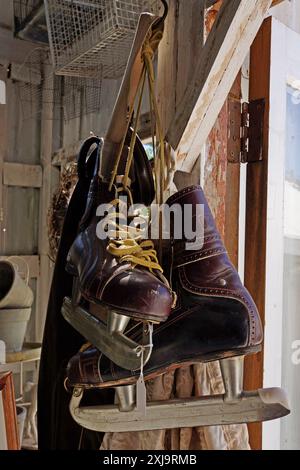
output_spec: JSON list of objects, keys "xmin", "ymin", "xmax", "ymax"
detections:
[
  {"xmin": 0, "ymin": 260, "xmax": 33, "ymax": 308},
  {"xmin": 0, "ymin": 308, "xmax": 31, "ymax": 352}
]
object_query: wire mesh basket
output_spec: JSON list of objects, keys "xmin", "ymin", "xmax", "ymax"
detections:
[
  {"xmin": 44, "ymin": 0, "xmax": 159, "ymax": 79},
  {"xmin": 17, "ymin": 48, "xmax": 102, "ymax": 121},
  {"xmin": 63, "ymin": 72, "xmax": 103, "ymax": 120}
]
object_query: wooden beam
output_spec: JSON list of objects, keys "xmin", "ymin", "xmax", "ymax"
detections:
[
  {"xmin": 0, "ymin": 102, "xmax": 6, "ymax": 252},
  {"xmin": 244, "ymin": 17, "xmax": 272, "ymax": 450},
  {"xmin": 157, "ymin": 0, "xmax": 204, "ymax": 138},
  {"xmin": 37, "ymin": 67, "xmax": 54, "ymax": 342},
  {"xmin": 3, "ymin": 162, "xmax": 43, "ymax": 188},
  {"xmin": 168, "ymin": 0, "xmax": 272, "ymax": 172},
  {"xmin": 224, "ymin": 73, "xmax": 241, "ymax": 266},
  {"xmin": 157, "ymin": 0, "xmax": 177, "ymax": 137}
]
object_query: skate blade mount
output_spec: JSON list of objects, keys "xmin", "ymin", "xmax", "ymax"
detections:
[
  {"xmin": 69, "ymin": 357, "xmax": 290, "ymax": 432},
  {"xmin": 62, "ymin": 296, "xmax": 152, "ymax": 371},
  {"xmin": 70, "ymin": 387, "xmax": 290, "ymax": 432}
]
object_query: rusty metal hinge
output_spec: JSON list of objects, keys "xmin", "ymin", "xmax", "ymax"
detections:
[{"xmin": 228, "ymin": 98, "xmax": 265, "ymax": 163}]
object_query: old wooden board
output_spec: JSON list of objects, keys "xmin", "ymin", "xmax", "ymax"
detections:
[
  {"xmin": 36, "ymin": 66, "xmax": 54, "ymax": 342},
  {"xmin": 162, "ymin": 0, "xmax": 272, "ymax": 172},
  {"xmin": 244, "ymin": 17, "xmax": 272, "ymax": 450},
  {"xmin": 4, "ymin": 187, "xmax": 39, "ymax": 254},
  {"xmin": 225, "ymin": 73, "xmax": 241, "ymax": 266},
  {"xmin": 3, "ymin": 162, "xmax": 42, "ymax": 188}
]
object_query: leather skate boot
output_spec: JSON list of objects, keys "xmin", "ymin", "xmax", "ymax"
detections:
[
  {"xmin": 166, "ymin": 185, "xmax": 263, "ymax": 343},
  {"xmin": 66, "ymin": 184, "xmax": 263, "ymax": 387},
  {"xmin": 62, "ymin": 132, "xmax": 175, "ymax": 370},
  {"xmin": 65, "ymin": 186, "xmax": 290, "ymax": 431},
  {"xmin": 66, "ymin": 133, "xmax": 174, "ymax": 322}
]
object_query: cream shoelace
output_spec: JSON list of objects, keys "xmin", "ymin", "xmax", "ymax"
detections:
[{"xmin": 103, "ymin": 198, "xmax": 163, "ymax": 274}]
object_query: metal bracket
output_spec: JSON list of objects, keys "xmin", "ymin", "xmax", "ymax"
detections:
[{"xmin": 228, "ymin": 98, "xmax": 265, "ymax": 163}]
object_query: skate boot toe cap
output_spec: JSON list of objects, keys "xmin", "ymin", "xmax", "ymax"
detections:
[
  {"xmin": 100, "ymin": 269, "xmax": 173, "ymax": 322},
  {"xmin": 67, "ymin": 347, "xmax": 101, "ymax": 387}
]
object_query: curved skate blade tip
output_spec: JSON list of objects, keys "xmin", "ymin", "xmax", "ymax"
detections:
[{"xmin": 258, "ymin": 387, "xmax": 290, "ymax": 416}]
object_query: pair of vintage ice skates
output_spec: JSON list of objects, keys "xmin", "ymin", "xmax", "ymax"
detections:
[
  {"xmin": 61, "ymin": 6, "xmax": 289, "ymax": 434},
  {"xmin": 62, "ymin": 132, "xmax": 290, "ymax": 433}
]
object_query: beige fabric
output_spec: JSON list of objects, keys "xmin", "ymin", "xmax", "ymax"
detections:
[{"xmin": 100, "ymin": 363, "xmax": 250, "ymax": 450}]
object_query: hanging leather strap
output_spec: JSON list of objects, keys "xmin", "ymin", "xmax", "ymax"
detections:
[{"xmin": 77, "ymin": 135, "xmax": 101, "ymax": 181}]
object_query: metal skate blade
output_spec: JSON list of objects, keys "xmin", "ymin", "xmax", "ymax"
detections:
[
  {"xmin": 70, "ymin": 387, "xmax": 290, "ymax": 433},
  {"xmin": 61, "ymin": 297, "xmax": 152, "ymax": 370}
]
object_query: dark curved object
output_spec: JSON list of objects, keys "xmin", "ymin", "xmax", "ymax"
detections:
[
  {"xmin": 76, "ymin": 136, "xmax": 101, "ymax": 181},
  {"xmin": 125, "ymin": 129, "xmax": 155, "ymax": 207},
  {"xmin": 38, "ymin": 139, "xmax": 114, "ymax": 450}
]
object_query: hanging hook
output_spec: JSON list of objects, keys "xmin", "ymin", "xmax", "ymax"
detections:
[
  {"xmin": 155, "ymin": 0, "xmax": 168, "ymax": 27},
  {"xmin": 160, "ymin": 0, "xmax": 168, "ymax": 22}
]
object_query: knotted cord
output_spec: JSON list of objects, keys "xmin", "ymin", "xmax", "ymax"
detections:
[{"xmin": 108, "ymin": 25, "xmax": 173, "ymax": 202}]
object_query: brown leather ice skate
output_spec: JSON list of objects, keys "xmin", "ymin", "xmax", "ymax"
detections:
[
  {"xmin": 64, "ymin": 185, "xmax": 289, "ymax": 433},
  {"xmin": 62, "ymin": 132, "xmax": 175, "ymax": 371}
]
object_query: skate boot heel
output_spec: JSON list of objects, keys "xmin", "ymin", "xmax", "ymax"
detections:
[
  {"xmin": 115, "ymin": 385, "xmax": 136, "ymax": 412},
  {"xmin": 107, "ymin": 311, "xmax": 130, "ymax": 334},
  {"xmin": 220, "ymin": 356, "xmax": 244, "ymax": 403}
]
